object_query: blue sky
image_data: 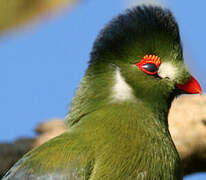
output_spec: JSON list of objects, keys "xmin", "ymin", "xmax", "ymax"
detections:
[{"xmin": 0, "ymin": 0, "xmax": 205, "ymax": 179}]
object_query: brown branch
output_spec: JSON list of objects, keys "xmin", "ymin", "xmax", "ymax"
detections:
[
  {"xmin": 0, "ymin": 0, "xmax": 80, "ymax": 34},
  {"xmin": 169, "ymin": 94, "xmax": 206, "ymax": 175},
  {"xmin": 0, "ymin": 138, "xmax": 34, "ymax": 178}
]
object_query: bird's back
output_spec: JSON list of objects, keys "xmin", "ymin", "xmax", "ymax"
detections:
[{"xmin": 3, "ymin": 102, "xmax": 182, "ymax": 180}]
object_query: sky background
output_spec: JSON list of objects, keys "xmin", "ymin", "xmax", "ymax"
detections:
[{"xmin": 0, "ymin": 0, "xmax": 206, "ymax": 179}]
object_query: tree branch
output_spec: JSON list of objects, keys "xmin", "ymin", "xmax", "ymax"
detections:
[
  {"xmin": 169, "ymin": 94, "xmax": 206, "ymax": 175},
  {"xmin": 0, "ymin": 0, "xmax": 80, "ymax": 34}
]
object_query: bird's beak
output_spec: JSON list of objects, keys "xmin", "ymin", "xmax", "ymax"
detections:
[{"xmin": 176, "ymin": 76, "xmax": 202, "ymax": 94}]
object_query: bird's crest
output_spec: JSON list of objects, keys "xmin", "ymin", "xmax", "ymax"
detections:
[{"xmin": 90, "ymin": 5, "xmax": 181, "ymax": 64}]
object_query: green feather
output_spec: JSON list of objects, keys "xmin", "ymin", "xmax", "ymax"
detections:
[{"xmin": 3, "ymin": 5, "xmax": 193, "ymax": 180}]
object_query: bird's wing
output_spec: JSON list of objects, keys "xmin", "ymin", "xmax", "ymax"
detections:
[{"xmin": 2, "ymin": 132, "xmax": 94, "ymax": 180}]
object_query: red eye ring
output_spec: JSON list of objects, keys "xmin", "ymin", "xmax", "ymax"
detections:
[{"xmin": 136, "ymin": 55, "xmax": 161, "ymax": 75}]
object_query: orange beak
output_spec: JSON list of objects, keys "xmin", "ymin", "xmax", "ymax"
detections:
[{"xmin": 176, "ymin": 76, "xmax": 202, "ymax": 94}]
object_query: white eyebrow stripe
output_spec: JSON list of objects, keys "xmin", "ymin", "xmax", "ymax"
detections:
[{"xmin": 158, "ymin": 62, "xmax": 177, "ymax": 80}]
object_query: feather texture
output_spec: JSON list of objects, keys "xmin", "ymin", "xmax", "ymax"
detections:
[{"xmin": 3, "ymin": 5, "xmax": 193, "ymax": 180}]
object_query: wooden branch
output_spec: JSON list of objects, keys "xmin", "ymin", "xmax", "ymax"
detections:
[
  {"xmin": 169, "ymin": 94, "xmax": 206, "ymax": 175},
  {"xmin": 0, "ymin": 138, "xmax": 34, "ymax": 178},
  {"xmin": 1, "ymin": 95, "xmax": 206, "ymax": 178},
  {"xmin": 0, "ymin": 0, "xmax": 79, "ymax": 34}
]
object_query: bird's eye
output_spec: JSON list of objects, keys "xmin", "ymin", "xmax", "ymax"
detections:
[
  {"xmin": 136, "ymin": 55, "xmax": 161, "ymax": 75},
  {"xmin": 142, "ymin": 63, "xmax": 158, "ymax": 74}
]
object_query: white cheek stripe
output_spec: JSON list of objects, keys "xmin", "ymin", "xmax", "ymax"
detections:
[
  {"xmin": 158, "ymin": 62, "xmax": 177, "ymax": 80},
  {"xmin": 111, "ymin": 68, "xmax": 135, "ymax": 101}
]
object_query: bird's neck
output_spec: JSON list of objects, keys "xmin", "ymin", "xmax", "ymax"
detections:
[
  {"xmin": 76, "ymin": 102, "xmax": 182, "ymax": 179},
  {"xmin": 66, "ymin": 64, "xmax": 174, "ymax": 128},
  {"xmin": 66, "ymin": 64, "xmax": 182, "ymax": 179}
]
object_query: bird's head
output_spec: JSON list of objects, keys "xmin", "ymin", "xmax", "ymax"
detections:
[
  {"xmin": 67, "ymin": 5, "xmax": 202, "ymax": 126},
  {"xmin": 89, "ymin": 6, "xmax": 201, "ymax": 106}
]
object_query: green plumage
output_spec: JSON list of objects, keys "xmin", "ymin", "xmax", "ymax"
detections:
[{"xmin": 3, "ymin": 5, "xmax": 193, "ymax": 180}]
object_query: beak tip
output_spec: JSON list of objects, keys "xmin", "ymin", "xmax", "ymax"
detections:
[{"xmin": 176, "ymin": 76, "xmax": 202, "ymax": 94}]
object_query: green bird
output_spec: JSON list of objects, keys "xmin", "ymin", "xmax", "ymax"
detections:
[{"xmin": 3, "ymin": 5, "xmax": 202, "ymax": 180}]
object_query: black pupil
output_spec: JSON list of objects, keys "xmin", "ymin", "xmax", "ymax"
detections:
[{"xmin": 142, "ymin": 63, "xmax": 158, "ymax": 73}]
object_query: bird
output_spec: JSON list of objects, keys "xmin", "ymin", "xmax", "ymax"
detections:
[{"xmin": 3, "ymin": 4, "xmax": 202, "ymax": 180}]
